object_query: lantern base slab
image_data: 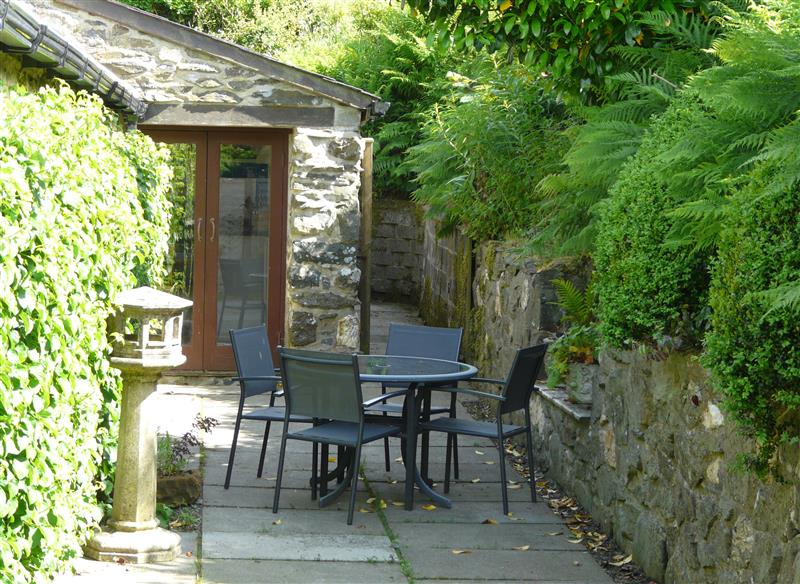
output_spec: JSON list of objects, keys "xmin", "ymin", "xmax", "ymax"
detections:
[{"xmin": 84, "ymin": 527, "xmax": 181, "ymax": 564}]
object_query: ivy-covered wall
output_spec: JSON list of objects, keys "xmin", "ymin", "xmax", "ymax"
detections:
[{"xmin": 0, "ymin": 83, "xmax": 171, "ymax": 582}]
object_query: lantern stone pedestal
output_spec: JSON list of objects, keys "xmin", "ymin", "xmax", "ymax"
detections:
[{"xmin": 84, "ymin": 287, "xmax": 192, "ymax": 564}]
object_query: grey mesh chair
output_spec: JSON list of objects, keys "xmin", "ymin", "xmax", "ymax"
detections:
[
  {"xmin": 273, "ymin": 347, "xmax": 404, "ymax": 525},
  {"xmin": 364, "ymin": 323, "xmax": 463, "ymax": 476},
  {"xmin": 420, "ymin": 344, "xmax": 547, "ymax": 515},
  {"xmin": 225, "ymin": 326, "xmax": 312, "ymax": 490}
]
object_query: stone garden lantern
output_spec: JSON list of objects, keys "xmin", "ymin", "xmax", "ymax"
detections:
[{"xmin": 85, "ymin": 286, "xmax": 192, "ymax": 563}]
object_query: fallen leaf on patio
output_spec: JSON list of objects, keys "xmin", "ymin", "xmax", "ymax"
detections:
[
  {"xmin": 185, "ymin": 551, "xmax": 193, "ymax": 558},
  {"xmin": 390, "ymin": 480, "xmax": 398, "ymax": 484},
  {"xmin": 358, "ymin": 507, "xmax": 372, "ymax": 514},
  {"xmin": 471, "ymin": 478, "xmax": 481, "ymax": 483},
  {"xmin": 509, "ymin": 516, "xmax": 522, "ymax": 521},
  {"xmin": 507, "ymin": 480, "xmax": 518, "ymax": 484},
  {"xmin": 474, "ymin": 450, "xmax": 485, "ymax": 455},
  {"xmin": 484, "ymin": 461, "xmax": 495, "ymax": 465},
  {"xmin": 114, "ymin": 557, "xmax": 127, "ymax": 565},
  {"xmin": 508, "ymin": 484, "xmax": 522, "ymax": 490},
  {"xmin": 265, "ymin": 477, "xmax": 276, "ymax": 481},
  {"xmin": 609, "ymin": 554, "xmax": 633, "ymax": 567},
  {"xmin": 422, "ymin": 504, "xmax": 437, "ymax": 511},
  {"xmin": 272, "ymin": 519, "xmax": 282, "ymax": 525},
  {"xmin": 452, "ymin": 549, "xmax": 472, "ymax": 555},
  {"xmin": 380, "ymin": 499, "xmax": 388, "ymax": 509},
  {"xmin": 535, "ymin": 480, "xmax": 547, "ymax": 487},
  {"xmin": 392, "ymin": 501, "xmax": 404, "ymax": 507},
  {"xmin": 567, "ymin": 538, "xmax": 583, "ymax": 544},
  {"xmin": 547, "ymin": 532, "xmax": 563, "ymax": 536},
  {"xmin": 328, "ymin": 456, "xmax": 337, "ymax": 463},
  {"xmin": 482, "ymin": 518, "xmax": 498, "ymax": 525},
  {"xmin": 394, "ymin": 457, "xmax": 403, "ymax": 463},
  {"xmin": 366, "ymin": 497, "xmax": 376, "ymax": 504},
  {"xmin": 512, "ymin": 545, "xmax": 530, "ymax": 551},
  {"xmin": 507, "ymin": 512, "xmax": 513, "ymax": 517},
  {"xmin": 573, "ymin": 561, "xmax": 581, "ymax": 566}
]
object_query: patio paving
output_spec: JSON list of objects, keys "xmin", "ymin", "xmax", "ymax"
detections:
[{"xmin": 57, "ymin": 301, "xmax": 613, "ymax": 583}]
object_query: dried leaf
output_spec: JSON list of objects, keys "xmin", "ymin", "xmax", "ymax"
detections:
[
  {"xmin": 482, "ymin": 518, "xmax": 498, "ymax": 525},
  {"xmin": 390, "ymin": 480, "xmax": 398, "ymax": 484},
  {"xmin": 508, "ymin": 484, "xmax": 522, "ymax": 490},
  {"xmin": 452, "ymin": 549, "xmax": 472, "ymax": 555},
  {"xmin": 380, "ymin": 499, "xmax": 388, "ymax": 509},
  {"xmin": 609, "ymin": 554, "xmax": 633, "ymax": 567},
  {"xmin": 567, "ymin": 538, "xmax": 584, "ymax": 544},
  {"xmin": 422, "ymin": 504, "xmax": 437, "ymax": 511},
  {"xmin": 185, "ymin": 551, "xmax": 193, "ymax": 558},
  {"xmin": 392, "ymin": 501, "xmax": 405, "ymax": 507},
  {"xmin": 327, "ymin": 456, "xmax": 337, "ymax": 463},
  {"xmin": 512, "ymin": 545, "xmax": 530, "ymax": 551},
  {"xmin": 508, "ymin": 516, "xmax": 522, "ymax": 521},
  {"xmin": 484, "ymin": 461, "xmax": 495, "ymax": 465},
  {"xmin": 394, "ymin": 457, "xmax": 403, "ymax": 463},
  {"xmin": 471, "ymin": 478, "xmax": 481, "ymax": 483},
  {"xmin": 272, "ymin": 519, "xmax": 282, "ymax": 525},
  {"xmin": 358, "ymin": 507, "xmax": 372, "ymax": 514},
  {"xmin": 366, "ymin": 497, "xmax": 376, "ymax": 504},
  {"xmin": 474, "ymin": 450, "xmax": 485, "ymax": 455},
  {"xmin": 547, "ymin": 531, "xmax": 563, "ymax": 536}
]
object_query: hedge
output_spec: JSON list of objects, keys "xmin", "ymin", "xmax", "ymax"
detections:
[
  {"xmin": 0, "ymin": 83, "xmax": 171, "ymax": 582},
  {"xmin": 593, "ymin": 92, "xmax": 709, "ymax": 348}
]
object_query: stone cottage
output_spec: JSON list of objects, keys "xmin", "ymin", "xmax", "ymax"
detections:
[{"xmin": 2, "ymin": 0, "xmax": 385, "ymax": 370}]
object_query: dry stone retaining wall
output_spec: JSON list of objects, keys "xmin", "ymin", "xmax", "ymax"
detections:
[
  {"xmin": 371, "ymin": 199, "xmax": 423, "ymax": 300},
  {"xmin": 531, "ymin": 350, "xmax": 800, "ymax": 583}
]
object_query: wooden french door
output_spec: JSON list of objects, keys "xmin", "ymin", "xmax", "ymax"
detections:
[{"xmin": 144, "ymin": 128, "xmax": 288, "ymax": 370}]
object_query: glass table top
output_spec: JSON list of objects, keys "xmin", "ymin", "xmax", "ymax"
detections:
[{"xmin": 357, "ymin": 355, "xmax": 477, "ymax": 383}]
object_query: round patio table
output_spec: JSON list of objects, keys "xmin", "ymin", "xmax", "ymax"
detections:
[{"xmin": 358, "ymin": 355, "xmax": 478, "ymax": 510}]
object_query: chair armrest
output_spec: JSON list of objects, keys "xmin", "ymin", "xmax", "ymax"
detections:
[
  {"xmin": 362, "ymin": 389, "xmax": 409, "ymax": 408},
  {"xmin": 469, "ymin": 377, "xmax": 505, "ymax": 386},
  {"xmin": 426, "ymin": 386, "xmax": 506, "ymax": 401},
  {"xmin": 227, "ymin": 375, "xmax": 282, "ymax": 385}
]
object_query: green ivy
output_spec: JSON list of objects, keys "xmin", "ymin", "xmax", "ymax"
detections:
[{"xmin": 0, "ymin": 83, "xmax": 170, "ymax": 582}]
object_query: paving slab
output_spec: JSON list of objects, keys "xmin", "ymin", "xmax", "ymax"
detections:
[
  {"xmin": 203, "ymin": 506, "xmax": 385, "ymax": 535},
  {"xmin": 203, "ymin": 532, "xmax": 396, "ymax": 562},
  {"xmin": 202, "ymin": 559, "xmax": 405, "ymax": 583}
]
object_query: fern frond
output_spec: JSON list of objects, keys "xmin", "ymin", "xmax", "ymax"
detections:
[{"xmin": 551, "ymin": 279, "xmax": 592, "ymax": 326}]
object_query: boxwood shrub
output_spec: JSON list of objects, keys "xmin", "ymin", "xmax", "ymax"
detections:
[
  {"xmin": 594, "ymin": 93, "xmax": 709, "ymax": 348},
  {"xmin": 704, "ymin": 162, "xmax": 800, "ymax": 478},
  {"xmin": 0, "ymin": 83, "xmax": 170, "ymax": 582}
]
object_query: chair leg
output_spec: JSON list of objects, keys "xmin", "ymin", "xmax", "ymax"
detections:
[
  {"xmin": 525, "ymin": 412, "xmax": 536, "ymax": 503},
  {"xmin": 420, "ymin": 392, "xmax": 431, "ymax": 482},
  {"xmin": 497, "ymin": 429, "xmax": 509, "ymax": 515},
  {"xmin": 238, "ymin": 295, "xmax": 246, "ymax": 329},
  {"xmin": 272, "ymin": 432, "xmax": 289, "ymax": 514},
  {"xmin": 321, "ymin": 444, "xmax": 329, "ymax": 497},
  {"xmin": 449, "ymin": 393, "xmax": 460, "ymax": 480},
  {"xmin": 337, "ymin": 445, "xmax": 346, "ymax": 484},
  {"xmin": 257, "ymin": 421, "xmax": 272, "ymax": 478},
  {"xmin": 444, "ymin": 433, "xmax": 453, "ymax": 494},
  {"xmin": 346, "ymin": 442, "xmax": 363, "ymax": 525},
  {"xmin": 382, "ymin": 384, "xmax": 391, "ymax": 472},
  {"xmin": 224, "ymin": 413, "xmax": 243, "ymax": 490},
  {"xmin": 311, "ymin": 442, "xmax": 318, "ymax": 501}
]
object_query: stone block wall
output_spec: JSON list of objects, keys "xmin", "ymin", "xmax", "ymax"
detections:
[
  {"xmin": 287, "ymin": 129, "xmax": 364, "ymax": 350},
  {"xmin": 531, "ymin": 350, "xmax": 800, "ymax": 583},
  {"xmin": 371, "ymin": 199, "xmax": 423, "ymax": 300},
  {"xmin": 420, "ymin": 219, "xmax": 472, "ymax": 330}
]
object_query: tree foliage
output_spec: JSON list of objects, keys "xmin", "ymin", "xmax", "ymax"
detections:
[
  {"xmin": 0, "ymin": 84, "xmax": 171, "ymax": 582},
  {"xmin": 404, "ymin": 0, "xmax": 719, "ymax": 96}
]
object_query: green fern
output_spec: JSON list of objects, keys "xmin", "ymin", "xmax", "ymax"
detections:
[{"xmin": 551, "ymin": 279, "xmax": 593, "ymax": 326}]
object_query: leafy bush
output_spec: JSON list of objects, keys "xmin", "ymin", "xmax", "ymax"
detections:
[
  {"xmin": 0, "ymin": 84, "xmax": 170, "ymax": 582},
  {"xmin": 546, "ymin": 279, "xmax": 599, "ymax": 387},
  {"xmin": 704, "ymin": 162, "xmax": 800, "ymax": 479},
  {"xmin": 594, "ymin": 92, "xmax": 709, "ymax": 347},
  {"xmin": 406, "ymin": 64, "xmax": 570, "ymax": 240},
  {"xmin": 157, "ymin": 416, "xmax": 217, "ymax": 477}
]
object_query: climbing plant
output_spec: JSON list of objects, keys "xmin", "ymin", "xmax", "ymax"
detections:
[{"xmin": 0, "ymin": 83, "xmax": 171, "ymax": 582}]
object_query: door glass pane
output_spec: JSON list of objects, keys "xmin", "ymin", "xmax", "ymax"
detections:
[
  {"xmin": 161, "ymin": 143, "xmax": 196, "ymax": 345},
  {"xmin": 216, "ymin": 144, "xmax": 271, "ymax": 343}
]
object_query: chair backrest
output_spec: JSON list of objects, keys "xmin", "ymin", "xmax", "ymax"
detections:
[
  {"xmin": 501, "ymin": 344, "xmax": 548, "ymax": 414},
  {"xmin": 385, "ymin": 323, "xmax": 463, "ymax": 361},
  {"xmin": 279, "ymin": 347, "xmax": 363, "ymax": 424},
  {"xmin": 230, "ymin": 326, "xmax": 278, "ymax": 398}
]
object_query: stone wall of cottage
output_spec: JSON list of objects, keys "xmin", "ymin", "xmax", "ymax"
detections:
[
  {"xmin": 22, "ymin": 0, "xmax": 368, "ymax": 351},
  {"xmin": 287, "ymin": 129, "xmax": 364, "ymax": 349},
  {"xmin": 531, "ymin": 351, "xmax": 800, "ymax": 583},
  {"xmin": 21, "ymin": 0, "xmax": 360, "ymax": 129},
  {"xmin": 371, "ymin": 199, "xmax": 423, "ymax": 300}
]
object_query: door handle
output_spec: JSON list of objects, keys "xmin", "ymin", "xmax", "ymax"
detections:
[
  {"xmin": 196, "ymin": 218, "xmax": 203, "ymax": 243},
  {"xmin": 209, "ymin": 217, "xmax": 216, "ymax": 242}
]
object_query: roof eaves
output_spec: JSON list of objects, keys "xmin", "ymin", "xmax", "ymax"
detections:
[{"xmin": 0, "ymin": 0, "xmax": 146, "ymax": 117}]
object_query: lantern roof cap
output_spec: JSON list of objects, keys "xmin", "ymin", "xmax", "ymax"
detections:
[{"xmin": 114, "ymin": 286, "xmax": 193, "ymax": 311}]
